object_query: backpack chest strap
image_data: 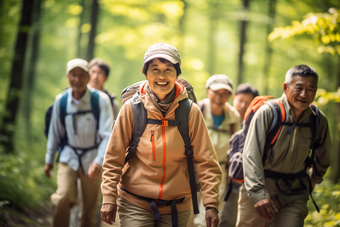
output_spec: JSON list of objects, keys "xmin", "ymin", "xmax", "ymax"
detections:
[{"xmin": 147, "ymin": 119, "xmax": 181, "ymax": 126}]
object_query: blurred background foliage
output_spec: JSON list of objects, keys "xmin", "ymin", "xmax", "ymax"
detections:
[{"xmin": 0, "ymin": 0, "xmax": 340, "ymax": 226}]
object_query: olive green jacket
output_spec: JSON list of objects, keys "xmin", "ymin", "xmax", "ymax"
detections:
[{"xmin": 243, "ymin": 93, "xmax": 331, "ymax": 205}]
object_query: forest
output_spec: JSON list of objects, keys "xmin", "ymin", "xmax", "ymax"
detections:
[{"xmin": 0, "ymin": 0, "xmax": 340, "ymax": 226}]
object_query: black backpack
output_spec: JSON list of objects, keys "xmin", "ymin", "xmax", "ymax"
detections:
[
  {"xmin": 119, "ymin": 79, "xmax": 200, "ymax": 222},
  {"xmin": 225, "ymin": 96, "xmax": 320, "ymax": 211}
]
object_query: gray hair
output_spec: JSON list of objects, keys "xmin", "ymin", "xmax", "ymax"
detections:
[{"xmin": 285, "ymin": 65, "xmax": 318, "ymax": 85}]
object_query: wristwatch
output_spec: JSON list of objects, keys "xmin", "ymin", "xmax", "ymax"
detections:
[{"xmin": 205, "ymin": 206, "xmax": 219, "ymax": 213}]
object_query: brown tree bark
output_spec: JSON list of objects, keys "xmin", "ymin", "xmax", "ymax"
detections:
[
  {"xmin": 86, "ymin": 0, "xmax": 99, "ymax": 61},
  {"xmin": 22, "ymin": 0, "xmax": 43, "ymax": 138},
  {"xmin": 0, "ymin": 0, "xmax": 34, "ymax": 153},
  {"xmin": 237, "ymin": 0, "xmax": 250, "ymax": 85}
]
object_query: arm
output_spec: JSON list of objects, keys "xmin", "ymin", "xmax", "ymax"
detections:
[
  {"xmin": 92, "ymin": 94, "xmax": 114, "ymax": 168},
  {"xmin": 100, "ymin": 102, "xmax": 134, "ymax": 224},
  {"xmin": 45, "ymin": 95, "xmax": 65, "ymax": 177},
  {"xmin": 101, "ymin": 102, "xmax": 134, "ymax": 205},
  {"xmin": 189, "ymin": 104, "xmax": 222, "ymax": 209},
  {"xmin": 243, "ymin": 106, "xmax": 277, "ymax": 220}
]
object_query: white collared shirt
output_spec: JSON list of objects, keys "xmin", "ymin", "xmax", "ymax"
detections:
[{"xmin": 45, "ymin": 85, "xmax": 114, "ymax": 173}]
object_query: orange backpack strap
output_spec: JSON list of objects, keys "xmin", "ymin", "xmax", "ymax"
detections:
[{"xmin": 262, "ymin": 99, "xmax": 285, "ymax": 163}]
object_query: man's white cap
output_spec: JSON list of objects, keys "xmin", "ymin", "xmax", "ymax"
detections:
[
  {"xmin": 143, "ymin": 43, "xmax": 181, "ymax": 65},
  {"xmin": 66, "ymin": 58, "xmax": 89, "ymax": 74}
]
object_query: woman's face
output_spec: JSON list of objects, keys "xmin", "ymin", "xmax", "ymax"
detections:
[{"xmin": 145, "ymin": 58, "xmax": 178, "ymax": 100}]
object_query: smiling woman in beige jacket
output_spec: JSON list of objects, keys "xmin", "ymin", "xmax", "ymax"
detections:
[{"xmin": 100, "ymin": 43, "xmax": 222, "ymax": 227}]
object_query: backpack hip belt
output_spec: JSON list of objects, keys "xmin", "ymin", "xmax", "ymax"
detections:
[
  {"xmin": 67, "ymin": 144, "xmax": 100, "ymax": 175},
  {"xmin": 121, "ymin": 186, "xmax": 185, "ymax": 227},
  {"xmin": 264, "ymin": 169, "xmax": 319, "ymax": 212}
]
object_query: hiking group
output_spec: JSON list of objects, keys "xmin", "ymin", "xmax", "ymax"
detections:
[{"xmin": 44, "ymin": 43, "xmax": 331, "ymax": 227}]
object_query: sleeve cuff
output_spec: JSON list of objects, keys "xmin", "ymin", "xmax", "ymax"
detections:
[
  {"xmin": 45, "ymin": 153, "xmax": 54, "ymax": 164},
  {"xmin": 102, "ymin": 194, "xmax": 117, "ymax": 205},
  {"xmin": 94, "ymin": 156, "xmax": 104, "ymax": 167},
  {"xmin": 248, "ymin": 188, "xmax": 270, "ymax": 204}
]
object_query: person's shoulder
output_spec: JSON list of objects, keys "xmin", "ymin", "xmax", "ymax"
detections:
[
  {"xmin": 225, "ymin": 102, "xmax": 240, "ymax": 118},
  {"xmin": 251, "ymin": 102, "xmax": 273, "ymax": 121},
  {"xmin": 54, "ymin": 87, "xmax": 70, "ymax": 103},
  {"xmin": 315, "ymin": 107, "xmax": 329, "ymax": 124}
]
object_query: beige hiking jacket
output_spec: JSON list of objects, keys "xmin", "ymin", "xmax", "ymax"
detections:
[
  {"xmin": 101, "ymin": 81, "xmax": 222, "ymax": 214},
  {"xmin": 198, "ymin": 98, "xmax": 241, "ymax": 164},
  {"xmin": 243, "ymin": 93, "xmax": 331, "ymax": 205}
]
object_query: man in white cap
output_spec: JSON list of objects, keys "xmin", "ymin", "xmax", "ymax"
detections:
[
  {"xmin": 190, "ymin": 74, "xmax": 241, "ymax": 227},
  {"xmin": 44, "ymin": 58, "xmax": 113, "ymax": 227}
]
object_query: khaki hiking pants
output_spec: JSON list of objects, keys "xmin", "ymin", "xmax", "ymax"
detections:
[
  {"xmin": 117, "ymin": 196, "xmax": 191, "ymax": 227},
  {"xmin": 51, "ymin": 162, "xmax": 102, "ymax": 227},
  {"xmin": 236, "ymin": 184, "xmax": 308, "ymax": 227}
]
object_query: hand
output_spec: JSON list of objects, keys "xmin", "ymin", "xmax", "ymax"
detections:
[
  {"xmin": 88, "ymin": 162, "xmax": 101, "ymax": 178},
  {"xmin": 205, "ymin": 208, "xmax": 219, "ymax": 227},
  {"xmin": 254, "ymin": 198, "xmax": 278, "ymax": 221},
  {"xmin": 44, "ymin": 164, "xmax": 53, "ymax": 178},
  {"xmin": 101, "ymin": 203, "xmax": 117, "ymax": 225}
]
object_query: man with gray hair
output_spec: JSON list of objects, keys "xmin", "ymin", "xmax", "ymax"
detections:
[
  {"xmin": 44, "ymin": 58, "xmax": 113, "ymax": 227},
  {"xmin": 236, "ymin": 65, "xmax": 331, "ymax": 227}
]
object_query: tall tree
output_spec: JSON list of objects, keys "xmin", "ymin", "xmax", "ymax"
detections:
[
  {"xmin": 262, "ymin": 0, "xmax": 276, "ymax": 95},
  {"xmin": 237, "ymin": 0, "xmax": 250, "ymax": 85},
  {"xmin": 22, "ymin": 0, "xmax": 43, "ymax": 138},
  {"xmin": 86, "ymin": 0, "xmax": 99, "ymax": 61},
  {"xmin": 77, "ymin": 0, "xmax": 86, "ymax": 58},
  {"xmin": 0, "ymin": 0, "xmax": 34, "ymax": 153},
  {"xmin": 207, "ymin": 0, "xmax": 219, "ymax": 75}
]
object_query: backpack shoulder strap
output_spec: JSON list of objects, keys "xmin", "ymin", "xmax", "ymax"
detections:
[
  {"xmin": 308, "ymin": 105, "xmax": 321, "ymax": 165},
  {"xmin": 175, "ymin": 98, "xmax": 199, "ymax": 215},
  {"xmin": 263, "ymin": 99, "xmax": 284, "ymax": 162},
  {"xmin": 124, "ymin": 93, "xmax": 148, "ymax": 164},
  {"xmin": 59, "ymin": 92, "xmax": 69, "ymax": 127},
  {"xmin": 91, "ymin": 90, "xmax": 100, "ymax": 130}
]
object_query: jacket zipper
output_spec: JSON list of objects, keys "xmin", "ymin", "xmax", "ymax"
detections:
[
  {"xmin": 150, "ymin": 131, "xmax": 156, "ymax": 161},
  {"xmin": 158, "ymin": 106, "xmax": 179, "ymax": 199}
]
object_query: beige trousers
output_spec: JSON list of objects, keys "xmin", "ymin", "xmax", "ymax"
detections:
[
  {"xmin": 117, "ymin": 196, "xmax": 191, "ymax": 227},
  {"xmin": 51, "ymin": 163, "xmax": 102, "ymax": 227},
  {"xmin": 236, "ymin": 185, "xmax": 308, "ymax": 227}
]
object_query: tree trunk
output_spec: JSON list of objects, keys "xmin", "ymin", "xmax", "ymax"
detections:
[
  {"xmin": 207, "ymin": 0, "xmax": 219, "ymax": 75},
  {"xmin": 22, "ymin": 0, "xmax": 43, "ymax": 139},
  {"xmin": 331, "ymin": 55, "xmax": 340, "ymax": 183},
  {"xmin": 178, "ymin": 0, "xmax": 187, "ymax": 52},
  {"xmin": 262, "ymin": 0, "xmax": 276, "ymax": 95},
  {"xmin": 237, "ymin": 0, "xmax": 250, "ymax": 85},
  {"xmin": 0, "ymin": 0, "xmax": 33, "ymax": 153},
  {"xmin": 0, "ymin": 0, "xmax": 34, "ymax": 153},
  {"xmin": 86, "ymin": 0, "xmax": 99, "ymax": 61},
  {"xmin": 77, "ymin": 0, "xmax": 86, "ymax": 58}
]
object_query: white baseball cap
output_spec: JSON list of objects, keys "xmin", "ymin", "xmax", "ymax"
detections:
[{"xmin": 66, "ymin": 58, "xmax": 89, "ymax": 74}]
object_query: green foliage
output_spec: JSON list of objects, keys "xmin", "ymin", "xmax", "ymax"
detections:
[
  {"xmin": 0, "ymin": 124, "xmax": 56, "ymax": 223},
  {"xmin": 305, "ymin": 180, "xmax": 340, "ymax": 227},
  {"xmin": 315, "ymin": 87, "xmax": 340, "ymax": 106},
  {"xmin": 269, "ymin": 8, "xmax": 340, "ymax": 55}
]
